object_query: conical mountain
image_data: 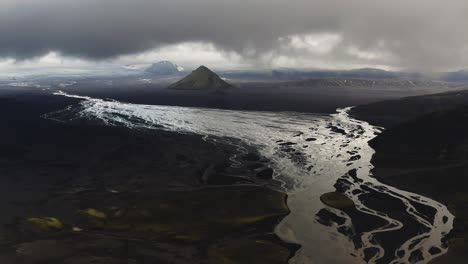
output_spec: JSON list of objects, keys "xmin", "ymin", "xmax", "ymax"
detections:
[{"xmin": 168, "ymin": 66, "xmax": 233, "ymax": 91}]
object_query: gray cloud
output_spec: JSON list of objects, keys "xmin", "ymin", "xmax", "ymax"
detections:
[{"xmin": 1, "ymin": 0, "xmax": 467, "ymax": 70}]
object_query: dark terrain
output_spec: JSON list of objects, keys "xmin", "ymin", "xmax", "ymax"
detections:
[
  {"xmin": 58, "ymin": 76, "xmax": 464, "ymax": 114},
  {"xmin": 0, "ymin": 87, "xmax": 296, "ymax": 264},
  {"xmin": 350, "ymin": 90, "xmax": 468, "ymax": 127},
  {"xmin": 2, "ymin": 79, "xmax": 468, "ymax": 263}
]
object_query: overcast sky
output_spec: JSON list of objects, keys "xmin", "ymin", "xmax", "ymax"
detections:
[{"xmin": 1, "ymin": 0, "xmax": 467, "ymax": 73}]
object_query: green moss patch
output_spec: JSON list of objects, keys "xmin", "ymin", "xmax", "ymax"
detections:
[
  {"xmin": 17, "ymin": 186, "xmax": 293, "ymax": 263},
  {"xmin": 80, "ymin": 208, "xmax": 108, "ymax": 220},
  {"xmin": 93, "ymin": 186, "xmax": 289, "ymax": 242},
  {"xmin": 320, "ymin": 192, "xmax": 355, "ymax": 210},
  {"xmin": 27, "ymin": 217, "xmax": 64, "ymax": 231}
]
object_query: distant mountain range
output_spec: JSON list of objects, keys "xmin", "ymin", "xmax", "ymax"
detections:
[
  {"xmin": 221, "ymin": 68, "xmax": 426, "ymax": 82},
  {"xmin": 168, "ymin": 66, "xmax": 233, "ymax": 91},
  {"xmin": 220, "ymin": 68, "xmax": 468, "ymax": 83},
  {"xmin": 138, "ymin": 61, "xmax": 468, "ymax": 84},
  {"xmin": 440, "ymin": 70, "xmax": 468, "ymax": 83},
  {"xmin": 271, "ymin": 68, "xmax": 404, "ymax": 80},
  {"xmin": 276, "ymin": 78, "xmax": 454, "ymax": 89}
]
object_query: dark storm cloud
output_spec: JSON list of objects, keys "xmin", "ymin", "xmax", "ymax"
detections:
[{"xmin": 1, "ymin": 0, "xmax": 467, "ymax": 70}]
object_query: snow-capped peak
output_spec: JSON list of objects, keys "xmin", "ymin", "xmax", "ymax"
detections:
[{"xmin": 145, "ymin": 61, "xmax": 183, "ymax": 75}]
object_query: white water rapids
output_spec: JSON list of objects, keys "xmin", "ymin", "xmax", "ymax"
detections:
[{"xmin": 46, "ymin": 91, "xmax": 453, "ymax": 264}]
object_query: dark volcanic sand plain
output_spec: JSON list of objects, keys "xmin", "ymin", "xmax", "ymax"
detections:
[
  {"xmin": 0, "ymin": 87, "xmax": 297, "ymax": 264},
  {"xmin": 351, "ymin": 89, "xmax": 468, "ymax": 263},
  {"xmin": 1, "ymin": 79, "xmax": 467, "ymax": 263},
  {"xmin": 59, "ymin": 77, "xmax": 464, "ymax": 114}
]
